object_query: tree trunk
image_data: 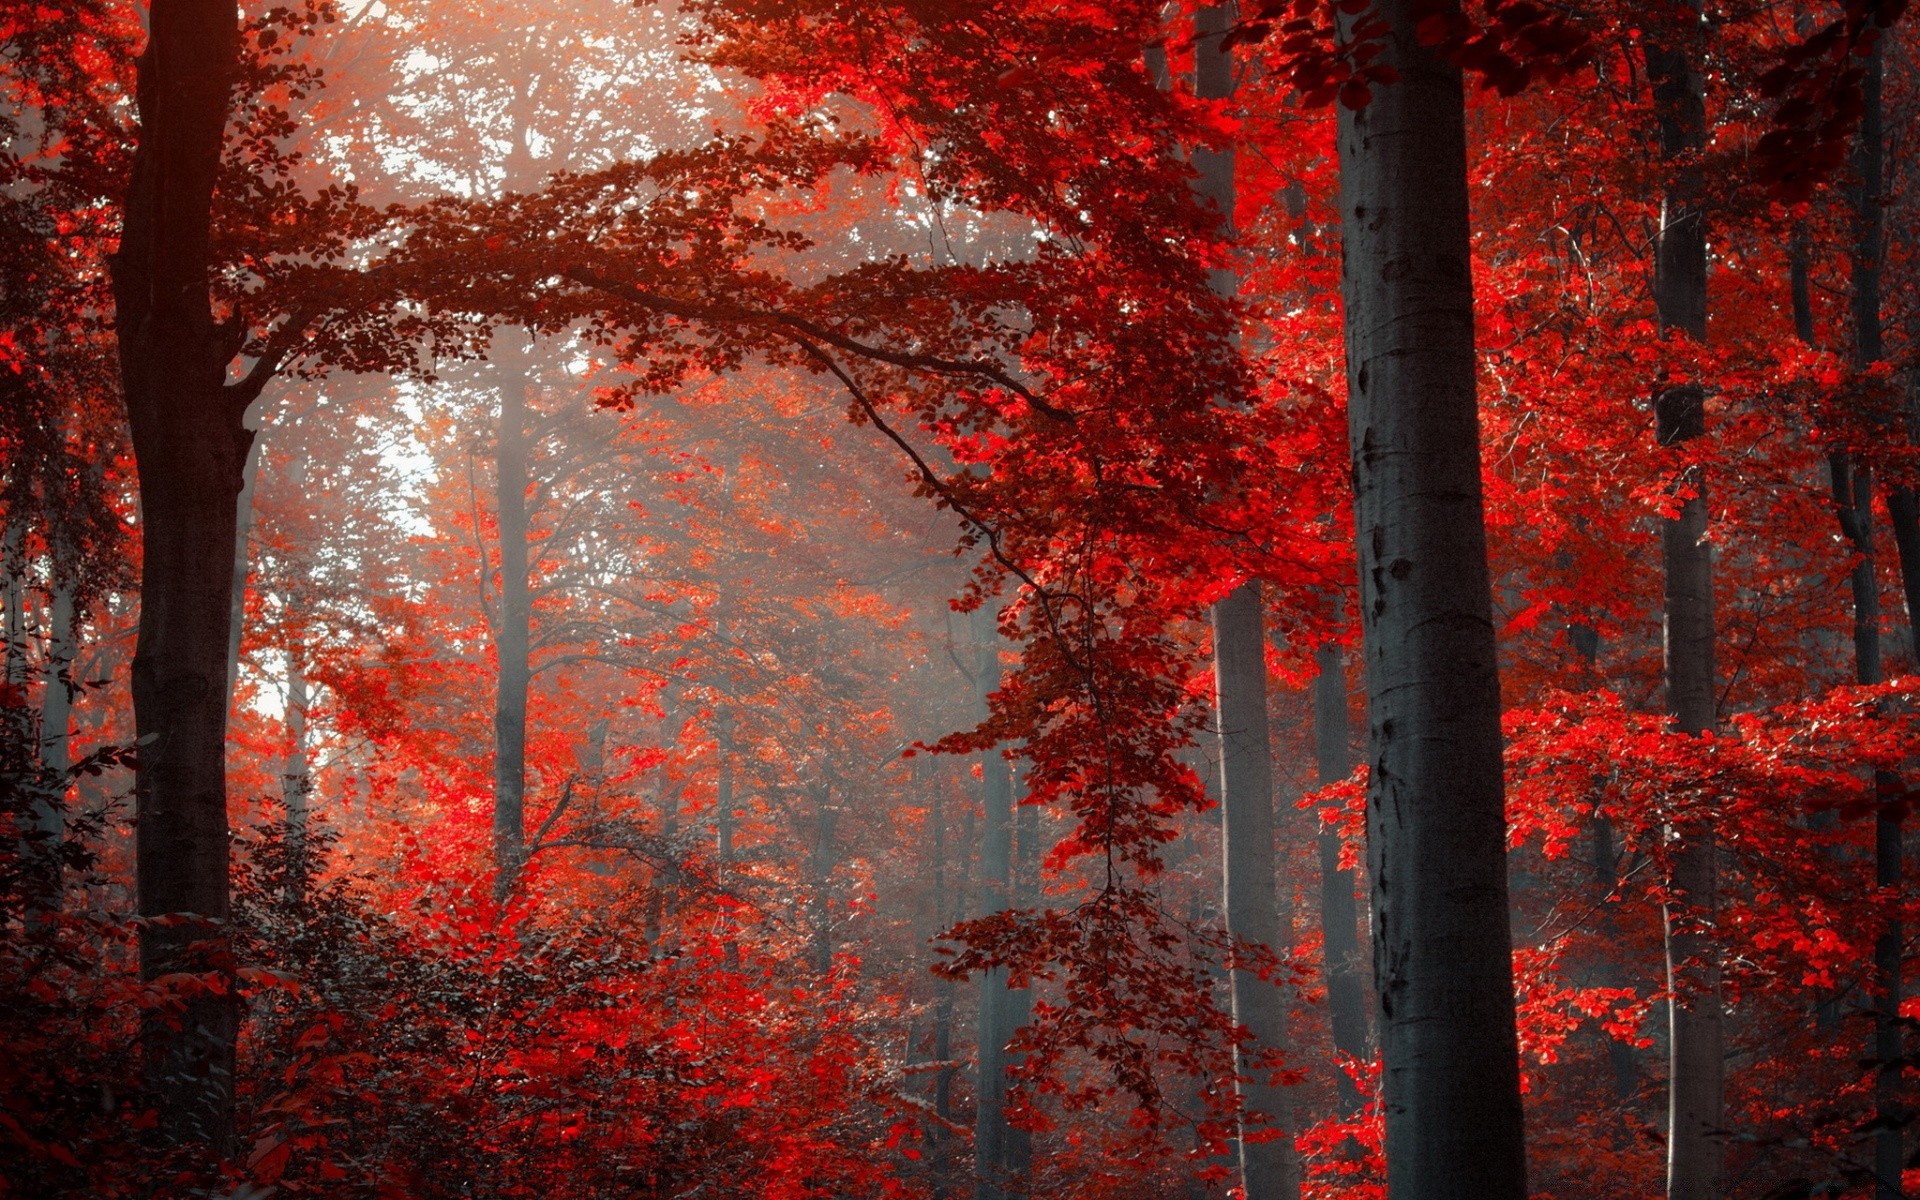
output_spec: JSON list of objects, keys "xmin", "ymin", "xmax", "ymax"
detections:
[
  {"xmin": 809, "ymin": 782, "xmax": 837, "ymax": 975},
  {"xmin": 1645, "ymin": 14, "xmax": 1725, "ymax": 1198},
  {"xmin": 493, "ymin": 334, "xmax": 534, "ymax": 901},
  {"xmin": 973, "ymin": 605, "xmax": 1019, "ymax": 1200},
  {"xmin": 1845, "ymin": 33, "xmax": 1903, "ymax": 1199},
  {"xmin": 110, "ymin": 0, "xmax": 246, "ymax": 1155},
  {"xmin": 36, "ymin": 566, "xmax": 78, "ymax": 881},
  {"xmin": 282, "ymin": 645, "xmax": 311, "ymax": 894},
  {"xmin": 1333, "ymin": 3, "xmax": 1528, "ymax": 1196},
  {"xmin": 1312, "ymin": 643, "xmax": 1369, "ymax": 1117},
  {"xmin": 225, "ymin": 427, "xmax": 263, "ymax": 708},
  {"xmin": 1192, "ymin": 7, "xmax": 1301, "ymax": 1192},
  {"xmin": 2, "ymin": 520, "xmax": 24, "ymax": 688},
  {"xmin": 1213, "ymin": 583, "xmax": 1300, "ymax": 1199},
  {"xmin": 930, "ymin": 760, "xmax": 957, "ymax": 1200}
]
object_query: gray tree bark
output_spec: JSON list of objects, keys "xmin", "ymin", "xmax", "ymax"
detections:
[
  {"xmin": 1844, "ymin": 34, "xmax": 1903, "ymax": 1199},
  {"xmin": 1645, "ymin": 13, "xmax": 1724, "ymax": 1197},
  {"xmin": 2, "ymin": 521, "xmax": 24, "ymax": 688},
  {"xmin": 37, "ymin": 565, "xmax": 78, "ymax": 860},
  {"xmin": 492, "ymin": 334, "xmax": 534, "ymax": 901},
  {"xmin": 224, "ymin": 425, "xmax": 263, "ymax": 707},
  {"xmin": 809, "ymin": 782, "xmax": 837, "ymax": 974},
  {"xmin": 972, "ymin": 605, "xmax": 1020, "ymax": 1200},
  {"xmin": 282, "ymin": 646, "xmax": 311, "ymax": 883},
  {"xmin": 1333, "ymin": 3, "xmax": 1528, "ymax": 1195},
  {"xmin": 930, "ymin": 759, "xmax": 957, "ymax": 1200},
  {"xmin": 1191, "ymin": 7, "xmax": 1301, "ymax": 1194},
  {"xmin": 1312, "ymin": 643, "xmax": 1369, "ymax": 1117}
]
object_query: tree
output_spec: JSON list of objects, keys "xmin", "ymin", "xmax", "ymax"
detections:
[
  {"xmin": 1643, "ymin": 8, "xmax": 1724, "ymax": 1196},
  {"xmin": 1332, "ymin": 1, "xmax": 1528, "ymax": 1196},
  {"xmin": 110, "ymin": 0, "xmax": 254, "ymax": 1150},
  {"xmin": 1189, "ymin": 8, "xmax": 1299, "ymax": 1197}
]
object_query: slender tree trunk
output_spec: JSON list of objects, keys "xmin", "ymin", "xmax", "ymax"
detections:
[
  {"xmin": 1213, "ymin": 584, "xmax": 1301, "ymax": 1199},
  {"xmin": 1312, "ymin": 643, "xmax": 1369, "ymax": 1116},
  {"xmin": 1191, "ymin": 7, "xmax": 1301, "ymax": 1193},
  {"xmin": 1645, "ymin": 14, "xmax": 1725, "ymax": 1198},
  {"xmin": 1844, "ymin": 33, "xmax": 1904, "ymax": 1199},
  {"xmin": 1006, "ymin": 765, "xmax": 1036, "ymax": 1180},
  {"xmin": 2, "ymin": 521, "xmax": 25, "ymax": 687},
  {"xmin": 110, "ymin": 0, "xmax": 248, "ymax": 1154},
  {"xmin": 715, "ymin": 741, "xmax": 734, "ymax": 864},
  {"xmin": 931, "ymin": 762, "xmax": 957, "ymax": 1200},
  {"xmin": 37, "ymin": 566, "xmax": 78, "ymax": 867},
  {"xmin": 1333, "ymin": 3, "xmax": 1528, "ymax": 1195},
  {"xmin": 282, "ymin": 646, "xmax": 311, "ymax": 893},
  {"xmin": 493, "ymin": 334, "xmax": 533, "ymax": 901},
  {"xmin": 809, "ymin": 782, "xmax": 837, "ymax": 974},
  {"xmin": 973, "ymin": 606, "xmax": 1019, "ymax": 1200},
  {"xmin": 225, "ymin": 428, "xmax": 263, "ymax": 707},
  {"xmin": 655, "ymin": 783, "xmax": 683, "ymax": 951}
]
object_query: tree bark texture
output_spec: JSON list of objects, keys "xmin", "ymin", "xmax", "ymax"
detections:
[
  {"xmin": 1646, "ymin": 13, "xmax": 1725, "ymax": 1198},
  {"xmin": 972, "ymin": 606, "xmax": 1020, "ymax": 1200},
  {"xmin": 493, "ymin": 334, "xmax": 534, "ymax": 901},
  {"xmin": 37, "ymin": 569, "xmax": 77, "ymax": 855},
  {"xmin": 1333, "ymin": 3, "xmax": 1528, "ymax": 1196},
  {"xmin": 110, "ymin": 0, "xmax": 247, "ymax": 1153},
  {"xmin": 929, "ymin": 760, "xmax": 957, "ymax": 1200},
  {"xmin": 1846, "ymin": 34, "xmax": 1903, "ymax": 1199},
  {"xmin": 280, "ymin": 645, "xmax": 311, "ymax": 890},
  {"xmin": 225, "ymin": 428, "xmax": 263, "ymax": 707},
  {"xmin": 1213, "ymin": 582, "xmax": 1301, "ymax": 1200},
  {"xmin": 1193, "ymin": 8, "xmax": 1301, "ymax": 1194},
  {"xmin": 1313, "ymin": 643, "xmax": 1370, "ymax": 1117}
]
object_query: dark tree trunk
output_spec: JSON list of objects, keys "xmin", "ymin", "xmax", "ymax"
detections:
[
  {"xmin": 1191, "ymin": 6, "xmax": 1300, "ymax": 1191},
  {"xmin": 930, "ymin": 760, "xmax": 957, "ymax": 1200},
  {"xmin": 2, "ymin": 522, "xmax": 24, "ymax": 687},
  {"xmin": 809, "ymin": 783, "xmax": 837, "ymax": 975},
  {"xmin": 1312, "ymin": 643, "xmax": 1369, "ymax": 1117},
  {"xmin": 1645, "ymin": 13, "xmax": 1724, "ymax": 1198},
  {"xmin": 282, "ymin": 646, "xmax": 311, "ymax": 851},
  {"xmin": 1845, "ymin": 33, "xmax": 1903, "ymax": 1199},
  {"xmin": 1213, "ymin": 583, "xmax": 1300, "ymax": 1199},
  {"xmin": 225, "ymin": 429, "xmax": 262, "ymax": 707},
  {"xmin": 110, "ymin": 0, "xmax": 247, "ymax": 1154},
  {"xmin": 493, "ymin": 335, "xmax": 533, "ymax": 900},
  {"xmin": 36, "ymin": 561, "xmax": 78, "ymax": 876},
  {"xmin": 1007, "ymin": 765, "xmax": 1036, "ymax": 1181},
  {"xmin": 972, "ymin": 606, "xmax": 1019, "ymax": 1200},
  {"xmin": 1333, "ymin": 3, "xmax": 1528, "ymax": 1195}
]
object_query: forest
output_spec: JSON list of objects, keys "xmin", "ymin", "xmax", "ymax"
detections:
[{"xmin": 0, "ymin": 0, "xmax": 1916, "ymax": 1197}]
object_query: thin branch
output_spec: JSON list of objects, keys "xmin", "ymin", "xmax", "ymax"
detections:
[{"xmin": 563, "ymin": 265, "xmax": 1076, "ymax": 423}]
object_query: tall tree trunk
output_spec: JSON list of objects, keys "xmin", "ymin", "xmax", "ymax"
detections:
[
  {"xmin": 1213, "ymin": 584, "xmax": 1301, "ymax": 1199},
  {"xmin": 1646, "ymin": 13, "xmax": 1724, "ymax": 1198},
  {"xmin": 1193, "ymin": 7, "xmax": 1301, "ymax": 1193},
  {"xmin": 110, "ymin": 0, "xmax": 246, "ymax": 1154},
  {"xmin": 36, "ymin": 560, "xmax": 78, "ymax": 883},
  {"xmin": 2, "ymin": 520, "xmax": 25, "ymax": 687},
  {"xmin": 1332, "ymin": 3, "xmax": 1528, "ymax": 1196},
  {"xmin": 1005, "ymin": 764, "xmax": 1036, "ymax": 1179},
  {"xmin": 225, "ymin": 427, "xmax": 263, "ymax": 708},
  {"xmin": 493, "ymin": 334, "xmax": 533, "ymax": 901},
  {"xmin": 930, "ymin": 760, "xmax": 957, "ymax": 1200},
  {"xmin": 1846, "ymin": 32, "xmax": 1903, "ymax": 1199},
  {"xmin": 1312, "ymin": 643, "xmax": 1369, "ymax": 1117},
  {"xmin": 809, "ymin": 782, "xmax": 837, "ymax": 974},
  {"xmin": 282, "ymin": 645, "xmax": 311, "ymax": 894},
  {"xmin": 973, "ymin": 605, "xmax": 1019, "ymax": 1200},
  {"xmin": 715, "ymin": 738, "xmax": 734, "ymax": 864}
]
